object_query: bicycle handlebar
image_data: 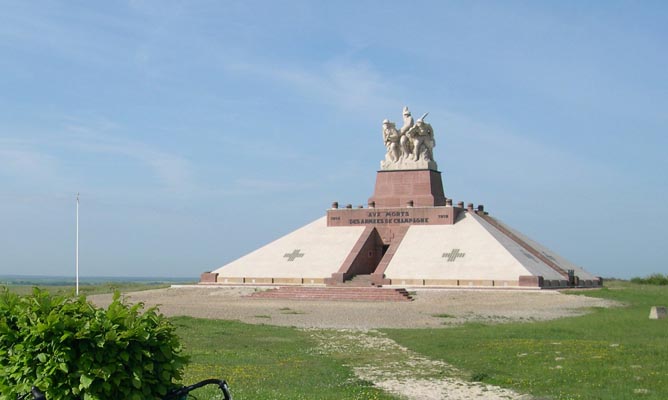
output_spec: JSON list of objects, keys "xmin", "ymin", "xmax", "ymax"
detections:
[
  {"xmin": 16, "ymin": 387, "xmax": 46, "ymax": 400},
  {"xmin": 21, "ymin": 379, "xmax": 231, "ymax": 400},
  {"xmin": 31, "ymin": 387, "xmax": 46, "ymax": 400},
  {"xmin": 164, "ymin": 379, "xmax": 232, "ymax": 400}
]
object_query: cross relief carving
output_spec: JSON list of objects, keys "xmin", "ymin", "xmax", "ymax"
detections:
[
  {"xmin": 442, "ymin": 248, "xmax": 465, "ymax": 262},
  {"xmin": 283, "ymin": 249, "xmax": 305, "ymax": 262}
]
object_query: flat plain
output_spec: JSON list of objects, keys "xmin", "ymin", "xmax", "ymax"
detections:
[
  {"xmin": 9, "ymin": 281, "xmax": 664, "ymax": 399},
  {"xmin": 87, "ymin": 283, "xmax": 668, "ymax": 399}
]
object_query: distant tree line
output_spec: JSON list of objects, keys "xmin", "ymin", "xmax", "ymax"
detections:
[{"xmin": 630, "ymin": 273, "xmax": 668, "ymax": 285}]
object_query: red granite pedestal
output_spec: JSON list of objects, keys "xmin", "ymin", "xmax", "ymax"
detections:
[{"xmin": 368, "ymin": 169, "xmax": 446, "ymax": 208}]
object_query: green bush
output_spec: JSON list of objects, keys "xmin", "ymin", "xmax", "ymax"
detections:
[
  {"xmin": 0, "ymin": 288, "xmax": 188, "ymax": 400},
  {"xmin": 630, "ymin": 273, "xmax": 668, "ymax": 285}
]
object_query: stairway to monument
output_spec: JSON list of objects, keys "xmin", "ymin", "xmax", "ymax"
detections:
[
  {"xmin": 342, "ymin": 274, "xmax": 375, "ymax": 287},
  {"xmin": 247, "ymin": 286, "xmax": 413, "ymax": 302}
]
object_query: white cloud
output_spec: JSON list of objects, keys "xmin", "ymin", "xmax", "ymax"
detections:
[
  {"xmin": 237, "ymin": 177, "xmax": 314, "ymax": 192},
  {"xmin": 64, "ymin": 130, "xmax": 194, "ymax": 193},
  {"xmin": 223, "ymin": 58, "xmax": 398, "ymax": 114},
  {"xmin": 434, "ymin": 109, "xmax": 623, "ymax": 211},
  {"xmin": 0, "ymin": 147, "xmax": 62, "ymax": 183},
  {"xmin": 198, "ymin": 177, "xmax": 313, "ymax": 198},
  {"xmin": 0, "ymin": 117, "xmax": 194, "ymax": 195}
]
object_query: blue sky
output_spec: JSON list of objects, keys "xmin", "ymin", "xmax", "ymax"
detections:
[{"xmin": 1, "ymin": 1, "xmax": 666, "ymax": 279}]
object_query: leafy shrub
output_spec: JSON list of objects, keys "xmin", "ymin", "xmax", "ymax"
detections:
[
  {"xmin": 630, "ymin": 273, "xmax": 668, "ymax": 285},
  {"xmin": 471, "ymin": 371, "xmax": 489, "ymax": 382},
  {"xmin": 0, "ymin": 288, "xmax": 188, "ymax": 400}
]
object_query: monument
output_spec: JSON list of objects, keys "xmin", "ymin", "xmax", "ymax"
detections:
[{"xmin": 201, "ymin": 107, "xmax": 602, "ymax": 289}]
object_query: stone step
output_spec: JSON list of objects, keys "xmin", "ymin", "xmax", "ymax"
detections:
[
  {"xmin": 249, "ymin": 290, "xmax": 411, "ymax": 299},
  {"xmin": 247, "ymin": 287, "xmax": 413, "ymax": 302},
  {"xmin": 340, "ymin": 274, "xmax": 376, "ymax": 287},
  {"xmin": 252, "ymin": 286, "xmax": 411, "ymax": 295}
]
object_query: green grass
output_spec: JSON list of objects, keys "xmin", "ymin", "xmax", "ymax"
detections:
[
  {"xmin": 383, "ymin": 281, "xmax": 668, "ymax": 399},
  {"xmin": 1, "ymin": 282, "xmax": 173, "ymax": 296},
  {"xmin": 6, "ymin": 279, "xmax": 667, "ymax": 399},
  {"xmin": 431, "ymin": 313, "xmax": 455, "ymax": 319},
  {"xmin": 279, "ymin": 307, "xmax": 306, "ymax": 315},
  {"xmin": 172, "ymin": 317, "xmax": 397, "ymax": 400}
]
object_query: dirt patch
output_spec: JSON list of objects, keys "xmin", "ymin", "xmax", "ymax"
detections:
[{"xmin": 89, "ymin": 286, "xmax": 616, "ymax": 329}]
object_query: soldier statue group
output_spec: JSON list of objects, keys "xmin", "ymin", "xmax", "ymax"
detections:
[{"xmin": 382, "ymin": 106, "xmax": 436, "ymax": 167}]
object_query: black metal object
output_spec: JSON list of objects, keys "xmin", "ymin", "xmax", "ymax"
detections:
[
  {"xmin": 20, "ymin": 379, "xmax": 231, "ymax": 400},
  {"xmin": 163, "ymin": 379, "xmax": 232, "ymax": 400},
  {"xmin": 16, "ymin": 387, "xmax": 45, "ymax": 400}
]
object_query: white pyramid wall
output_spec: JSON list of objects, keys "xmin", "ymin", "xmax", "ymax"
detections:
[
  {"xmin": 212, "ymin": 217, "xmax": 365, "ymax": 282},
  {"xmin": 384, "ymin": 213, "xmax": 540, "ymax": 282}
]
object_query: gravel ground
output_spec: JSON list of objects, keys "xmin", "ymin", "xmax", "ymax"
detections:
[{"xmin": 89, "ymin": 285, "xmax": 616, "ymax": 329}]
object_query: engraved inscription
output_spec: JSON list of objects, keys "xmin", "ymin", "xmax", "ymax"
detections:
[{"xmin": 347, "ymin": 210, "xmax": 429, "ymax": 225}]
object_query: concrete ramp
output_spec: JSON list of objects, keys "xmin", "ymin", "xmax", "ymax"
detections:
[{"xmin": 480, "ymin": 215, "xmax": 598, "ymax": 281}]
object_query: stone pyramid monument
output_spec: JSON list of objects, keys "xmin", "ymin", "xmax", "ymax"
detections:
[{"xmin": 201, "ymin": 107, "xmax": 601, "ymax": 289}]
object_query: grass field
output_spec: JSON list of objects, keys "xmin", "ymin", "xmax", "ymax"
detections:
[
  {"xmin": 384, "ymin": 281, "xmax": 668, "ymax": 399},
  {"xmin": 165, "ymin": 281, "xmax": 668, "ymax": 399},
  {"xmin": 173, "ymin": 317, "xmax": 396, "ymax": 400},
  {"xmin": 3, "ymin": 279, "xmax": 667, "ymax": 399},
  {"xmin": 2, "ymin": 282, "xmax": 173, "ymax": 296},
  {"xmin": 0, "ymin": 275, "xmax": 192, "ymax": 296}
]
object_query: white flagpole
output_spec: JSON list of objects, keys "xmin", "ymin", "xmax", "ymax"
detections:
[{"xmin": 76, "ymin": 192, "xmax": 79, "ymax": 296}]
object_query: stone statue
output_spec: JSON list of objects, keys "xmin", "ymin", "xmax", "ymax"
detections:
[
  {"xmin": 380, "ymin": 107, "xmax": 438, "ymax": 171},
  {"xmin": 382, "ymin": 119, "xmax": 401, "ymax": 163},
  {"xmin": 399, "ymin": 106, "xmax": 414, "ymax": 160},
  {"xmin": 405, "ymin": 113, "xmax": 435, "ymax": 162}
]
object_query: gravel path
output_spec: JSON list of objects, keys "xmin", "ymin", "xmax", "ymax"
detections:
[
  {"xmin": 89, "ymin": 285, "xmax": 616, "ymax": 329},
  {"xmin": 308, "ymin": 329, "xmax": 531, "ymax": 400}
]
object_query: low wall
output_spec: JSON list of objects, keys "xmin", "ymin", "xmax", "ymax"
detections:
[{"xmin": 200, "ymin": 275, "xmax": 602, "ymax": 289}]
